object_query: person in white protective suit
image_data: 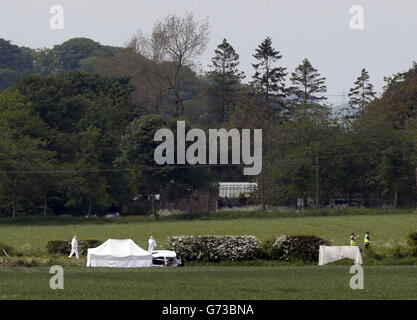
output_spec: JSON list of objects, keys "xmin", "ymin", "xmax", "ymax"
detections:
[
  {"xmin": 68, "ymin": 235, "xmax": 79, "ymax": 259},
  {"xmin": 148, "ymin": 236, "xmax": 157, "ymax": 252}
]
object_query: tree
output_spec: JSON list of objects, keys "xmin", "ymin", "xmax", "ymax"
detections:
[
  {"xmin": 369, "ymin": 67, "xmax": 417, "ymax": 128},
  {"xmin": 13, "ymin": 71, "xmax": 134, "ymax": 215},
  {"xmin": 264, "ymin": 104, "xmax": 334, "ymax": 208},
  {"xmin": 65, "ymin": 126, "xmax": 113, "ymax": 217},
  {"xmin": 250, "ymin": 37, "xmax": 288, "ymax": 211},
  {"xmin": 252, "ymin": 37, "xmax": 287, "ymax": 112},
  {"xmin": 0, "ymin": 90, "xmax": 55, "ymax": 218},
  {"xmin": 383, "ymin": 61, "xmax": 417, "ymax": 92},
  {"xmin": 290, "ymin": 58, "xmax": 327, "ymax": 107},
  {"xmin": 348, "ymin": 68, "xmax": 376, "ymax": 112},
  {"xmin": 132, "ymin": 12, "xmax": 210, "ymax": 115},
  {"xmin": 0, "ymin": 38, "xmax": 33, "ymax": 91},
  {"xmin": 0, "ymin": 38, "xmax": 32, "ymax": 71},
  {"xmin": 90, "ymin": 46, "xmax": 169, "ymax": 115},
  {"xmin": 33, "ymin": 38, "xmax": 120, "ymax": 75},
  {"xmin": 117, "ymin": 115, "xmax": 170, "ymax": 217},
  {"xmin": 207, "ymin": 39, "xmax": 244, "ymax": 122}
]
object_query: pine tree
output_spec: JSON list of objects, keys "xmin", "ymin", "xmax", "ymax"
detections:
[
  {"xmin": 250, "ymin": 37, "xmax": 288, "ymax": 212},
  {"xmin": 348, "ymin": 68, "xmax": 376, "ymax": 111},
  {"xmin": 207, "ymin": 39, "xmax": 244, "ymax": 122},
  {"xmin": 290, "ymin": 58, "xmax": 327, "ymax": 106},
  {"xmin": 252, "ymin": 37, "xmax": 287, "ymax": 111}
]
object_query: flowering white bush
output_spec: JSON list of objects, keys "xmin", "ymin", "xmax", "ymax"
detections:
[{"xmin": 167, "ymin": 235, "xmax": 261, "ymax": 262}]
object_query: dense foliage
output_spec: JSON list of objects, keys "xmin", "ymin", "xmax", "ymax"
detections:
[
  {"xmin": 0, "ymin": 14, "xmax": 416, "ymax": 217},
  {"xmin": 269, "ymin": 235, "xmax": 330, "ymax": 262},
  {"xmin": 167, "ymin": 235, "xmax": 261, "ymax": 261}
]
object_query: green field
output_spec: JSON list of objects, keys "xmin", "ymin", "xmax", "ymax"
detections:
[
  {"xmin": 1, "ymin": 266, "xmax": 416, "ymax": 299},
  {"xmin": 1, "ymin": 212, "xmax": 417, "ymax": 300},
  {"xmin": 1, "ymin": 213, "xmax": 416, "ymax": 251}
]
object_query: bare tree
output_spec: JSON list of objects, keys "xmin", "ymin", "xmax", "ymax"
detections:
[
  {"xmin": 90, "ymin": 43, "xmax": 168, "ymax": 115},
  {"xmin": 133, "ymin": 12, "xmax": 210, "ymax": 115}
]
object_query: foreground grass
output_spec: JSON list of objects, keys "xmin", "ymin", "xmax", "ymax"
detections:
[
  {"xmin": 1, "ymin": 212, "xmax": 416, "ymax": 252},
  {"xmin": 0, "ymin": 266, "xmax": 416, "ymax": 300}
]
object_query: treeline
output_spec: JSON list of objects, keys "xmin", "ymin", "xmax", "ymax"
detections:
[{"xmin": 0, "ymin": 13, "xmax": 416, "ymax": 217}]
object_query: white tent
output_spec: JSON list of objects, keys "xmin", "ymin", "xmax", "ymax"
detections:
[
  {"xmin": 86, "ymin": 239, "xmax": 153, "ymax": 268},
  {"xmin": 318, "ymin": 246, "xmax": 363, "ymax": 266}
]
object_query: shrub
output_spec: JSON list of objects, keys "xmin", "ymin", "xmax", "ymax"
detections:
[
  {"xmin": 406, "ymin": 232, "xmax": 417, "ymax": 255},
  {"xmin": 271, "ymin": 235, "xmax": 331, "ymax": 262},
  {"xmin": 46, "ymin": 239, "xmax": 102, "ymax": 255},
  {"xmin": 167, "ymin": 235, "xmax": 261, "ymax": 262},
  {"xmin": 260, "ymin": 236, "xmax": 279, "ymax": 260},
  {"xmin": 391, "ymin": 244, "xmax": 412, "ymax": 258},
  {"xmin": 0, "ymin": 241, "xmax": 14, "ymax": 257},
  {"xmin": 46, "ymin": 240, "xmax": 70, "ymax": 255}
]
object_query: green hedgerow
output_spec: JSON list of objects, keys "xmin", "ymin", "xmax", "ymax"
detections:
[
  {"xmin": 46, "ymin": 239, "xmax": 102, "ymax": 256},
  {"xmin": 271, "ymin": 235, "xmax": 331, "ymax": 262}
]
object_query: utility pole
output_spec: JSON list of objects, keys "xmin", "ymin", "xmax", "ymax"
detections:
[
  {"xmin": 261, "ymin": 170, "xmax": 266, "ymax": 211},
  {"xmin": 315, "ymin": 148, "xmax": 319, "ymax": 209}
]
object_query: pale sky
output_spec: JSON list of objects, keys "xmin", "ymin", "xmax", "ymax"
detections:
[{"xmin": 1, "ymin": 0, "xmax": 417, "ymax": 105}]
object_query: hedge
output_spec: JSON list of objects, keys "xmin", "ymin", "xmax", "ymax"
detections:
[
  {"xmin": 270, "ymin": 235, "xmax": 331, "ymax": 262},
  {"xmin": 167, "ymin": 235, "xmax": 261, "ymax": 262},
  {"xmin": 46, "ymin": 240, "xmax": 102, "ymax": 255}
]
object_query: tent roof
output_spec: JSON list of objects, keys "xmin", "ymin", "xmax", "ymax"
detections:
[{"xmin": 89, "ymin": 239, "xmax": 151, "ymax": 258}]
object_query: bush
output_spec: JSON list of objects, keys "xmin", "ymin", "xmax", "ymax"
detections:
[
  {"xmin": 46, "ymin": 239, "xmax": 102, "ymax": 255},
  {"xmin": 46, "ymin": 240, "xmax": 70, "ymax": 255},
  {"xmin": 406, "ymin": 232, "xmax": 417, "ymax": 255},
  {"xmin": 270, "ymin": 235, "xmax": 330, "ymax": 262},
  {"xmin": 0, "ymin": 241, "xmax": 14, "ymax": 256},
  {"xmin": 260, "ymin": 236, "xmax": 279, "ymax": 260},
  {"xmin": 167, "ymin": 235, "xmax": 261, "ymax": 262}
]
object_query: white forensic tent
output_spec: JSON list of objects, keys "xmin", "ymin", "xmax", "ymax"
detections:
[
  {"xmin": 87, "ymin": 239, "xmax": 153, "ymax": 268},
  {"xmin": 318, "ymin": 246, "xmax": 363, "ymax": 266}
]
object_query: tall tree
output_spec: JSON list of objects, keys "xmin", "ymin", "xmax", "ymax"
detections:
[
  {"xmin": 132, "ymin": 13, "xmax": 210, "ymax": 115},
  {"xmin": 65, "ymin": 126, "xmax": 113, "ymax": 217},
  {"xmin": 250, "ymin": 37, "xmax": 288, "ymax": 211},
  {"xmin": 0, "ymin": 90, "xmax": 55, "ymax": 218},
  {"xmin": 252, "ymin": 37, "xmax": 287, "ymax": 112},
  {"xmin": 290, "ymin": 58, "xmax": 327, "ymax": 106},
  {"xmin": 207, "ymin": 38, "xmax": 244, "ymax": 123},
  {"xmin": 348, "ymin": 68, "xmax": 376, "ymax": 112}
]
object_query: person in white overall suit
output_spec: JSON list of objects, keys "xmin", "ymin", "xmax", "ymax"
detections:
[
  {"xmin": 68, "ymin": 235, "xmax": 79, "ymax": 259},
  {"xmin": 148, "ymin": 236, "xmax": 157, "ymax": 252}
]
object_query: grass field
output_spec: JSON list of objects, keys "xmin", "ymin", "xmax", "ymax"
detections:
[
  {"xmin": 1, "ymin": 211, "xmax": 416, "ymax": 300},
  {"xmin": 1, "ymin": 212, "xmax": 417, "ymax": 251},
  {"xmin": 1, "ymin": 265, "xmax": 416, "ymax": 300}
]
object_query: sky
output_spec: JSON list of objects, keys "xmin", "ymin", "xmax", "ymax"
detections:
[{"xmin": 1, "ymin": 0, "xmax": 417, "ymax": 105}]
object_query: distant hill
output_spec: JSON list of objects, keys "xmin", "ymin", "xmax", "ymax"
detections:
[{"xmin": 0, "ymin": 37, "xmax": 122, "ymax": 91}]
